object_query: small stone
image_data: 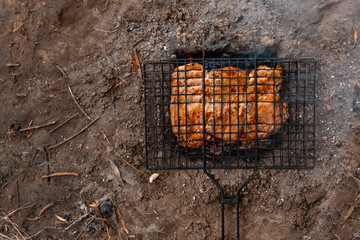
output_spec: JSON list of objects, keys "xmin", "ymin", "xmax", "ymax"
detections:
[
  {"xmin": 322, "ymin": 136, "xmax": 327, "ymax": 141},
  {"xmin": 170, "ymin": 54, "xmax": 177, "ymax": 59},
  {"xmin": 242, "ymin": 197, "xmax": 249, "ymax": 206}
]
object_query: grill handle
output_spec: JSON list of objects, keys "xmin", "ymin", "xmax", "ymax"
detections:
[{"xmin": 203, "ymin": 168, "xmax": 257, "ymax": 240}]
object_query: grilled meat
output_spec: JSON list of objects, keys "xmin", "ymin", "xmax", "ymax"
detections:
[{"xmin": 170, "ymin": 63, "xmax": 289, "ymax": 148}]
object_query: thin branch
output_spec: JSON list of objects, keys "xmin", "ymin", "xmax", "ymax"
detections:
[
  {"xmin": 48, "ymin": 116, "xmax": 99, "ymax": 150},
  {"xmin": 8, "ymin": 121, "xmax": 56, "ymax": 134},
  {"xmin": 75, "ymin": 216, "xmax": 95, "ymax": 240},
  {"xmin": 50, "ymin": 113, "xmax": 79, "ymax": 133},
  {"xmin": 102, "ymin": 131, "xmax": 172, "ymax": 188},
  {"xmin": 68, "ymin": 85, "xmax": 91, "ymax": 120},
  {"xmin": 131, "ymin": 33, "xmax": 147, "ymax": 47},
  {"xmin": 4, "ymin": 202, "xmax": 33, "ymax": 218},
  {"xmin": 189, "ymin": 12, "xmax": 201, "ymax": 26}
]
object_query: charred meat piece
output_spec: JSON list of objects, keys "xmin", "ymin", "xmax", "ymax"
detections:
[{"xmin": 170, "ymin": 63, "xmax": 289, "ymax": 148}]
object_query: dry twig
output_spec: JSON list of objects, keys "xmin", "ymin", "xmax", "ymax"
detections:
[
  {"xmin": 41, "ymin": 172, "xmax": 79, "ymax": 179},
  {"xmin": 102, "ymin": 131, "xmax": 172, "ymax": 188},
  {"xmin": 116, "ymin": 207, "xmax": 129, "ymax": 234},
  {"xmin": 90, "ymin": 203, "xmax": 110, "ymax": 239},
  {"xmin": 48, "ymin": 116, "xmax": 99, "ymax": 150},
  {"xmin": 50, "ymin": 113, "xmax": 79, "ymax": 133},
  {"xmin": 65, "ymin": 213, "xmax": 89, "ymax": 230},
  {"xmin": 39, "ymin": 202, "xmax": 55, "ymax": 216},
  {"xmin": 4, "ymin": 202, "xmax": 33, "ymax": 218},
  {"xmin": 189, "ymin": 12, "xmax": 201, "ymax": 26},
  {"xmin": 131, "ymin": 33, "xmax": 147, "ymax": 47},
  {"xmin": 120, "ymin": 77, "xmax": 128, "ymax": 85},
  {"xmin": 105, "ymin": 81, "xmax": 120, "ymax": 94},
  {"xmin": 75, "ymin": 216, "xmax": 95, "ymax": 240},
  {"xmin": 68, "ymin": 85, "xmax": 91, "ymax": 120},
  {"xmin": 2, "ymin": 215, "xmax": 30, "ymax": 239},
  {"xmin": 131, "ymin": 48, "xmax": 142, "ymax": 79},
  {"xmin": 18, "ymin": 121, "xmax": 56, "ymax": 132},
  {"xmin": 343, "ymin": 195, "xmax": 360, "ymax": 223}
]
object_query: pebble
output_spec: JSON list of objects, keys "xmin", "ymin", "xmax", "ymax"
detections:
[
  {"xmin": 326, "ymin": 105, "xmax": 333, "ymax": 111},
  {"xmin": 322, "ymin": 136, "xmax": 327, "ymax": 141},
  {"xmin": 242, "ymin": 197, "xmax": 249, "ymax": 206}
]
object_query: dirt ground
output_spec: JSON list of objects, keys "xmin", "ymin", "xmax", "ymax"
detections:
[{"xmin": 1, "ymin": 0, "xmax": 360, "ymax": 239}]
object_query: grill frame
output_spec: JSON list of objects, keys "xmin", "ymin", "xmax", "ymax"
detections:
[{"xmin": 144, "ymin": 58, "xmax": 316, "ymax": 170}]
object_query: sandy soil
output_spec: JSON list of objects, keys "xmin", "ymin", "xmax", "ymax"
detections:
[{"xmin": 1, "ymin": 0, "xmax": 360, "ymax": 239}]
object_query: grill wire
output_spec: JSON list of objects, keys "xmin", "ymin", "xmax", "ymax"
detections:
[{"xmin": 144, "ymin": 58, "xmax": 316, "ymax": 170}]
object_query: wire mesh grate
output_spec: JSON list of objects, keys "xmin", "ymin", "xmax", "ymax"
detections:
[{"xmin": 144, "ymin": 58, "xmax": 316, "ymax": 170}]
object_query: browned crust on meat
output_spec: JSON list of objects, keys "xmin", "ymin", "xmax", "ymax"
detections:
[{"xmin": 170, "ymin": 63, "xmax": 289, "ymax": 148}]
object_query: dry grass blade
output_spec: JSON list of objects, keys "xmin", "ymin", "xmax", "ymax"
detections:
[
  {"xmin": 50, "ymin": 113, "xmax": 79, "ymax": 133},
  {"xmin": 189, "ymin": 12, "xmax": 201, "ymax": 26},
  {"xmin": 47, "ymin": 116, "xmax": 100, "ymax": 150},
  {"xmin": 39, "ymin": 202, "xmax": 55, "ymax": 216},
  {"xmin": 354, "ymin": 27, "xmax": 358, "ymax": 48},
  {"xmin": 131, "ymin": 48, "xmax": 142, "ymax": 79},
  {"xmin": 68, "ymin": 85, "xmax": 91, "ymax": 120},
  {"xmin": 132, "ymin": 33, "xmax": 147, "ymax": 47},
  {"xmin": 41, "ymin": 172, "xmax": 78, "ymax": 179},
  {"xmin": 102, "ymin": 131, "xmax": 172, "ymax": 188}
]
